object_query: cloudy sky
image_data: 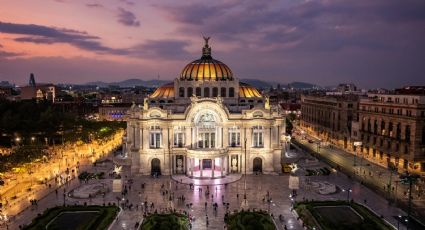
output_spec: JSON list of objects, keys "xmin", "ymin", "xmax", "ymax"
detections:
[{"xmin": 0, "ymin": 0, "xmax": 424, "ymax": 88}]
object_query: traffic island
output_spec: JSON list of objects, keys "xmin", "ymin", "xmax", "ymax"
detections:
[
  {"xmin": 23, "ymin": 205, "xmax": 119, "ymax": 230},
  {"xmin": 224, "ymin": 210, "xmax": 276, "ymax": 230},
  {"xmin": 294, "ymin": 201, "xmax": 393, "ymax": 230},
  {"xmin": 140, "ymin": 213, "xmax": 190, "ymax": 230}
]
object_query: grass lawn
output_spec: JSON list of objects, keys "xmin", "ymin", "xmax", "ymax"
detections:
[
  {"xmin": 46, "ymin": 211, "xmax": 99, "ymax": 230},
  {"xmin": 294, "ymin": 201, "xmax": 393, "ymax": 230},
  {"xmin": 225, "ymin": 211, "xmax": 276, "ymax": 230},
  {"xmin": 23, "ymin": 205, "xmax": 119, "ymax": 230},
  {"xmin": 140, "ymin": 213, "xmax": 189, "ymax": 230}
]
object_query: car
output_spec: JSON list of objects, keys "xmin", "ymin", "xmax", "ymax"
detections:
[{"xmin": 308, "ymin": 140, "xmax": 314, "ymax": 143}]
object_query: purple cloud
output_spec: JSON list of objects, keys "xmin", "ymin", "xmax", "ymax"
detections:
[
  {"xmin": 0, "ymin": 21, "xmax": 191, "ymax": 60},
  {"xmin": 152, "ymin": 0, "xmax": 425, "ymax": 88},
  {"xmin": 86, "ymin": 3, "xmax": 103, "ymax": 8},
  {"xmin": 119, "ymin": 0, "xmax": 134, "ymax": 6},
  {"xmin": 117, "ymin": 8, "xmax": 140, "ymax": 27},
  {"xmin": 0, "ymin": 50, "xmax": 24, "ymax": 59}
]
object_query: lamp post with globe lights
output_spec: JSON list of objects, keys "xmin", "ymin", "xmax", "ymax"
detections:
[
  {"xmin": 241, "ymin": 138, "xmax": 248, "ymax": 209},
  {"xmin": 281, "ymin": 134, "xmax": 291, "ymax": 163},
  {"xmin": 353, "ymin": 141, "xmax": 363, "ymax": 174},
  {"xmin": 342, "ymin": 188, "xmax": 352, "ymax": 202}
]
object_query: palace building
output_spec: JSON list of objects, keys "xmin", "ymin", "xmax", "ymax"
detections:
[{"xmin": 125, "ymin": 38, "xmax": 286, "ymax": 178}]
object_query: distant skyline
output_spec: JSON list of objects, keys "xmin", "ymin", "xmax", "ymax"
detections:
[{"xmin": 1, "ymin": 0, "xmax": 424, "ymax": 88}]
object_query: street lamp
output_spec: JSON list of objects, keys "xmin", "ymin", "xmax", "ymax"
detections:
[
  {"xmin": 399, "ymin": 173, "xmax": 419, "ymax": 230},
  {"xmin": 167, "ymin": 138, "xmax": 174, "ymax": 211},
  {"xmin": 342, "ymin": 188, "xmax": 352, "ymax": 202},
  {"xmin": 316, "ymin": 139, "xmax": 321, "ymax": 156},
  {"xmin": 396, "ymin": 215, "xmax": 402, "ymax": 230},
  {"xmin": 281, "ymin": 134, "xmax": 291, "ymax": 164},
  {"xmin": 241, "ymin": 138, "xmax": 248, "ymax": 209},
  {"xmin": 353, "ymin": 141, "xmax": 363, "ymax": 173},
  {"xmin": 15, "ymin": 137, "xmax": 21, "ymax": 146}
]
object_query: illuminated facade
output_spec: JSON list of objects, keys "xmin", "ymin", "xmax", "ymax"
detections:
[{"xmin": 126, "ymin": 38, "xmax": 286, "ymax": 177}]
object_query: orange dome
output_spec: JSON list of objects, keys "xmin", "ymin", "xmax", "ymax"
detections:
[
  {"xmin": 180, "ymin": 37, "xmax": 233, "ymax": 81},
  {"xmin": 149, "ymin": 82, "xmax": 174, "ymax": 98},
  {"xmin": 239, "ymin": 82, "xmax": 262, "ymax": 98}
]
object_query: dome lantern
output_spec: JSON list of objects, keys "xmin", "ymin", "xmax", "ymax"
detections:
[{"xmin": 180, "ymin": 37, "xmax": 233, "ymax": 81}]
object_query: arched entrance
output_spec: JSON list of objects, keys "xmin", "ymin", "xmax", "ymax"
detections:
[
  {"xmin": 151, "ymin": 158, "xmax": 161, "ymax": 176},
  {"xmin": 253, "ymin": 157, "xmax": 262, "ymax": 173}
]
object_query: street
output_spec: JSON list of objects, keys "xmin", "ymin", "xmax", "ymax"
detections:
[{"xmin": 292, "ymin": 128, "xmax": 425, "ymax": 226}]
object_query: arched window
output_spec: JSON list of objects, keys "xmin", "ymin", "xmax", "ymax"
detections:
[
  {"xmin": 204, "ymin": 87, "xmax": 210, "ymax": 97},
  {"xmin": 229, "ymin": 87, "xmax": 235, "ymax": 97},
  {"xmin": 196, "ymin": 87, "xmax": 202, "ymax": 97},
  {"xmin": 187, "ymin": 87, "xmax": 193, "ymax": 97},
  {"xmin": 212, "ymin": 87, "xmax": 218, "ymax": 97},
  {"xmin": 179, "ymin": 87, "xmax": 185, "ymax": 97},
  {"xmin": 221, "ymin": 87, "xmax": 226, "ymax": 97}
]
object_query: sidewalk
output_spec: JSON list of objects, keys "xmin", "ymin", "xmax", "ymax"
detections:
[{"xmin": 293, "ymin": 128, "xmax": 425, "ymax": 228}]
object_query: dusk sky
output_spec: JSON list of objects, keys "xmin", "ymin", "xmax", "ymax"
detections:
[{"xmin": 0, "ymin": 0, "xmax": 424, "ymax": 88}]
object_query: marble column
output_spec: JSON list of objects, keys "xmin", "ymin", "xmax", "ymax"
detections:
[
  {"xmin": 212, "ymin": 158, "xmax": 215, "ymax": 178},
  {"xmin": 190, "ymin": 158, "xmax": 193, "ymax": 177},
  {"xmin": 200, "ymin": 159, "xmax": 203, "ymax": 177},
  {"xmin": 239, "ymin": 154, "xmax": 242, "ymax": 173},
  {"xmin": 221, "ymin": 156, "xmax": 224, "ymax": 176},
  {"xmin": 184, "ymin": 155, "xmax": 187, "ymax": 174}
]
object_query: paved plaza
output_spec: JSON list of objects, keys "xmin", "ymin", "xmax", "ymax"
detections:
[{"xmin": 4, "ymin": 145, "xmax": 412, "ymax": 230}]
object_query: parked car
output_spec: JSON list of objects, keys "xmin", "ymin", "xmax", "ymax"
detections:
[{"xmin": 308, "ymin": 139, "xmax": 314, "ymax": 143}]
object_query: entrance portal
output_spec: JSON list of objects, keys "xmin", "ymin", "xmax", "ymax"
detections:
[
  {"xmin": 253, "ymin": 157, "xmax": 262, "ymax": 173},
  {"xmin": 151, "ymin": 158, "xmax": 161, "ymax": 176},
  {"xmin": 202, "ymin": 159, "xmax": 212, "ymax": 169}
]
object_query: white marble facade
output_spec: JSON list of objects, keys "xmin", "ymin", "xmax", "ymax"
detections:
[{"xmin": 125, "ymin": 38, "xmax": 286, "ymax": 178}]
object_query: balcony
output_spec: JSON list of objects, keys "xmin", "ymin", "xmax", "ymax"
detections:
[{"xmin": 186, "ymin": 148, "xmax": 229, "ymax": 158}]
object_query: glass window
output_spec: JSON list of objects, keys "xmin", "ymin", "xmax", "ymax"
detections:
[
  {"xmin": 405, "ymin": 125, "xmax": 410, "ymax": 143},
  {"xmin": 229, "ymin": 87, "xmax": 235, "ymax": 97},
  {"xmin": 174, "ymin": 132, "xmax": 184, "ymax": 147},
  {"xmin": 150, "ymin": 126, "xmax": 161, "ymax": 148},
  {"xmin": 212, "ymin": 87, "xmax": 218, "ymax": 97},
  {"xmin": 204, "ymin": 87, "xmax": 210, "ymax": 97},
  {"xmin": 211, "ymin": 133, "xmax": 215, "ymax": 148},
  {"xmin": 229, "ymin": 127, "xmax": 241, "ymax": 147},
  {"xmin": 187, "ymin": 87, "xmax": 193, "ymax": 97},
  {"xmin": 396, "ymin": 123, "xmax": 401, "ymax": 140},
  {"xmin": 196, "ymin": 87, "xmax": 201, "ymax": 97},
  {"xmin": 221, "ymin": 87, "xmax": 226, "ymax": 97},
  {"xmin": 253, "ymin": 126, "xmax": 264, "ymax": 147},
  {"xmin": 179, "ymin": 87, "xmax": 185, "ymax": 97}
]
